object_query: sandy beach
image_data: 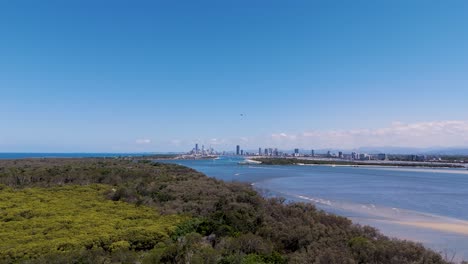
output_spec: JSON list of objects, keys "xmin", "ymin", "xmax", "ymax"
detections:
[{"xmin": 390, "ymin": 220, "xmax": 468, "ymax": 236}]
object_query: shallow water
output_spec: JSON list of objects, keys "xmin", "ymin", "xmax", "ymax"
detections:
[{"xmin": 161, "ymin": 157, "xmax": 468, "ymax": 260}]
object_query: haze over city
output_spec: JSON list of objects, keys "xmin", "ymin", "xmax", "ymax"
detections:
[{"xmin": 2, "ymin": 0, "xmax": 468, "ymax": 152}]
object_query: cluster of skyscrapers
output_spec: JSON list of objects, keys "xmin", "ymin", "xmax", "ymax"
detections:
[
  {"xmin": 185, "ymin": 143, "xmax": 436, "ymax": 163},
  {"xmin": 235, "ymin": 145, "xmax": 302, "ymax": 157},
  {"xmin": 233, "ymin": 145, "xmax": 392, "ymax": 161},
  {"xmin": 189, "ymin": 143, "xmax": 216, "ymax": 156}
]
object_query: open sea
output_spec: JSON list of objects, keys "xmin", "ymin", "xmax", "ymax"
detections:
[
  {"xmin": 0, "ymin": 153, "xmax": 153, "ymax": 159},
  {"xmin": 161, "ymin": 156, "xmax": 468, "ymax": 261}
]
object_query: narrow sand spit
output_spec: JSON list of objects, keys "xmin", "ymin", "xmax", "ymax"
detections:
[{"xmin": 377, "ymin": 220, "xmax": 468, "ymax": 236}]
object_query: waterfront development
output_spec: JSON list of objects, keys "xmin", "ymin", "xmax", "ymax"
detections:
[
  {"xmin": 181, "ymin": 143, "xmax": 468, "ymax": 168},
  {"xmin": 162, "ymin": 156, "xmax": 468, "ymax": 260}
]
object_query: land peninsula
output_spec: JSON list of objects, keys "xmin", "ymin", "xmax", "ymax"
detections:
[{"xmin": 250, "ymin": 157, "xmax": 466, "ymax": 168}]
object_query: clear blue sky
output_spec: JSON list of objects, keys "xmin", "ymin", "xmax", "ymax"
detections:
[{"xmin": 1, "ymin": 0, "xmax": 468, "ymax": 152}]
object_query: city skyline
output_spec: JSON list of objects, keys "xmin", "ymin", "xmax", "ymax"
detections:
[
  {"xmin": 180, "ymin": 142, "xmax": 464, "ymax": 165},
  {"xmin": 2, "ymin": 1, "xmax": 468, "ymax": 152},
  {"xmin": 184, "ymin": 142, "xmax": 468, "ymax": 158}
]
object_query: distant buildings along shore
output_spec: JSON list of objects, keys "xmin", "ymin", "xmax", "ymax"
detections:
[{"xmin": 181, "ymin": 143, "xmax": 466, "ymax": 164}]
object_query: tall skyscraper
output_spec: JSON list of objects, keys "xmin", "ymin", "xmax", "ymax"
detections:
[
  {"xmin": 311, "ymin": 150, "xmax": 315, "ymax": 157},
  {"xmin": 294, "ymin": 148, "xmax": 299, "ymax": 157},
  {"xmin": 236, "ymin": 145, "xmax": 240, "ymax": 155},
  {"xmin": 259, "ymin": 148, "xmax": 262, "ymax": 155},
  {"xmin": 195, "ymin": 143, "xmax": 199, "ymax": 154}
]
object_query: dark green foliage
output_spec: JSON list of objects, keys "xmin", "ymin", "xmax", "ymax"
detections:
[{"xmin": 0, "ymin": 158, "xmax": 451, "ymax": 263}]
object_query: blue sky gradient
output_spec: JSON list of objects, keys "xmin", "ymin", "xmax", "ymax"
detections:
[{"xmin": 1, "ymin": 0, "xmax": 468, "ymax": 152}]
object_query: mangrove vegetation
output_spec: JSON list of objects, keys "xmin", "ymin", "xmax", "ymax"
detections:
[{"xmin": 0, "ymin": 158, "xmax": 452, "ymax": 263}]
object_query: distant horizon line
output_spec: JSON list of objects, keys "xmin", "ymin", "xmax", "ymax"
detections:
[{"xmin": 2, "ymin": 145, "xmax": 468, "ymax": 155}]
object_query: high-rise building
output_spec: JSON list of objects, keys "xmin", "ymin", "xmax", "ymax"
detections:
[
  {"xmin": 264, "ymin": 148, "xmax": 268, "ymax": 155},
  {"xmin": 294, "ymin": 148, "xmax": 300, "ymax": 157},
  {"xmin": 236, "ymin": 145, "xmax": 240, "ymax": 155},
  {"xmin": 195, "ymin": 144, "xmax": 199, "ymax": 154},
  {"xmin": 259, "ymin": 148, "xmax": 262, "ymax": 155},
  {"xmin": 311, "ymin": 150, "xmax": 315, "ymax": 157},
  {"xmin": 377, "ymin": 153, "xmax": 387, "ymax": 160},
  {"xmin": 338, "ymin": 151, "xmax": 343, "ymax": 159},
  {"xmin": 241, "ymin": 150, "xmax": 244, "ymax": 156}
]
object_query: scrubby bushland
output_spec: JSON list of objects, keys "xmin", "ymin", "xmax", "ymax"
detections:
[
  {"xmin": 0, "ymin": 185, "xmax": 184, "ymax": 261},
  {"xmin": 0, "ymin": 158, "xmax": 449, "ymax": 263}
]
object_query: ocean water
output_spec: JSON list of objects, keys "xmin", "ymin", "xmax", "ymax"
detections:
[
  {"xmin": 161, "ymin": 157, "xmax": 468, "ymax": 260},
  {"xmin": 0, "ymin": 153, "xmax": 152, "ymax": 159}
]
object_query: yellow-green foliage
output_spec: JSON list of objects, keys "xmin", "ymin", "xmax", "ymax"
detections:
[{"xmin": 0, "ymin": 185, "xmax": 185, "ymax": 260}]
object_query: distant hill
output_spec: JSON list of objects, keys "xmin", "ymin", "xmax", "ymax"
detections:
[
  {"xmin": 356, "ymin": 147, "xmax": 468, "ymax": 155},
  {"xmin": 423, "ymin": 148, "xmax": 468, "ymax": 155}
]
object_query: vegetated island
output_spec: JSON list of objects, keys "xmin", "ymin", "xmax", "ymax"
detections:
[
  {"xmin": 251, "ymin": 158, "xmax": 466, "ymax": 168},
  {"xmin": 0, "ymin": 158, "xmax": 455, "ymax": 264}
]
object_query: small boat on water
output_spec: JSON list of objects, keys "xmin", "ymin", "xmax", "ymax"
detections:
[{"xmin": 238, "ymin": 159, "xmax": 262, "ymax": 165}]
